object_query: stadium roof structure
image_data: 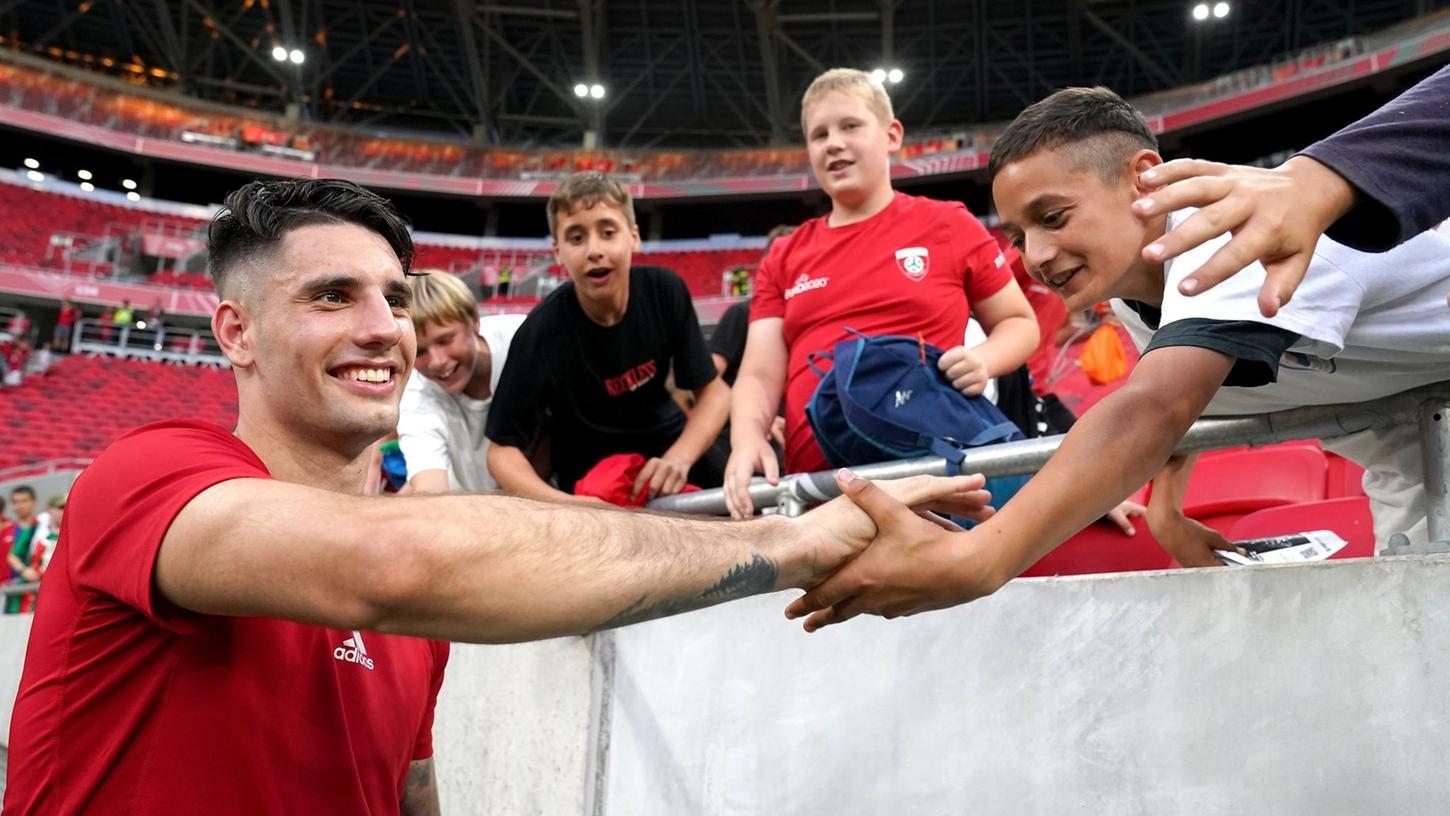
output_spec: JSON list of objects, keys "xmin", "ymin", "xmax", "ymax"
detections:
[{"xmin": 1, "ymin": 0, "xmax": 1445, "ymax": 149}]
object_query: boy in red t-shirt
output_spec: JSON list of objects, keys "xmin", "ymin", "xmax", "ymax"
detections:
[{"xmin": 724, "ymin": 68, "xmax": 1040, "ymax": 518}]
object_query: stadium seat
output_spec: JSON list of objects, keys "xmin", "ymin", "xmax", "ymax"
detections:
[
  {"xmin": 1178, "ymin": 445, "xmax": 1329, "ymax": 528},
  {"xmin": 1227, "ymin": 497, "xmax": 1376, "ymax": 560},
  {"xmin": 0, "ymin": 355, "xmax": 237, "ymax": 470}
]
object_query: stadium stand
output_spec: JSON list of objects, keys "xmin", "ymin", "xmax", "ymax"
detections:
[{"xmin": 0, "ymin": 354, "xmax": 237, "ymax": 471}]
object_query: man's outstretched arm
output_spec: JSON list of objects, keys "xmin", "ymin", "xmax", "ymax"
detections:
[
  {"xmin": 156, "ymin": 473, "xmax": 992, "ymax": 643},
  {"xmin": 786, "ymin": 344, "xmax": 1234, "ymax": 630}
]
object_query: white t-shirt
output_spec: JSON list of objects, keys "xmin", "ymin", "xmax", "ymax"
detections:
[
  {"xmin": 396, "ymin": 314, "xmax": 527, "ymax": 491},
  {"xmin": 1113, "ymin": 209, "xmax": 1450, "ymax": 416}
]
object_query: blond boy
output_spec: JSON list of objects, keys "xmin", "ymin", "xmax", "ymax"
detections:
[
  {"xmin": 723, "ymin": 67, "xmax": 1039, "ymax": 517},
  {"xmin": 396, "ymin": 271, "xmax": 525, "ymax": 493}
]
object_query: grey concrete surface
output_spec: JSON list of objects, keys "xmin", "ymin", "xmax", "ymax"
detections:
[{"xmin": 600, "ymin": 556, "xmax": 1450, "ymax": 816}]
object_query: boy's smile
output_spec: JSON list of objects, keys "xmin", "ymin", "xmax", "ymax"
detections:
[{"xmin": 993, "ymin": 146, "xmax": 1168, "ymax": 311}]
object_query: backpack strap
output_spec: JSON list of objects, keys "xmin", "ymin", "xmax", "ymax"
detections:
[
  {"xmin": 924, "ymin": 435, "xmax": 967, "ymax": 476},
  {"xmin": 805, "ymin": 350, "xmax": 834, "ymax": 378},
  {"xmin": 965, "ymin": 421, "xmax": 1023, "ymax": 448}
]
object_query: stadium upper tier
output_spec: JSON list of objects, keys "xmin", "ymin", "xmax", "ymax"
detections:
[
  {"xmin": 0, "ymin": 11, "xmax": 1445, "ymax": 198},
  {"xmin": 0, "ymin": 171, "xmax": 766, "ymax": 313}
]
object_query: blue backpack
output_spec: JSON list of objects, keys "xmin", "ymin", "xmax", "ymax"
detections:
[{"xmin": 805, "ymin": 331, "xmax": 1029, "ymax": 504}]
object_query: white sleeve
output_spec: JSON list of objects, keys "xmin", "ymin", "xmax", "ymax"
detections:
[
  {"xmin": 396, "ymin": 377, "xmax": 451, "ymax": 478},
  {"xmin": 1158, "ymin": 209, "xmax": 1364, "ymax": 357}
]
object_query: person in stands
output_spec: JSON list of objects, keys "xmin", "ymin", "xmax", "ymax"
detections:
[
  {"xmin": 724, "ymin": 68, "xmax": 1039, "ymax": 518},
  {"xmin": 486, "ymin": 171, "xmax": 732, "ymax": 503},
  {"xmin": 396, "ymin": 270, "xmax": 525, "ymax": 493}
]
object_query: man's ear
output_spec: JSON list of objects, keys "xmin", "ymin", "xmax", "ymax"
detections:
[
  {"xmin": 212, "ymin": 300, "xmax": 255, "ymax": 369},
  {"xmin": 1128, "ymin": 150, "xmax": 1165, "ymax": 197},
  {"xmin": 630, "ymin": 223, "xmax": 642, "ymax": 253}
]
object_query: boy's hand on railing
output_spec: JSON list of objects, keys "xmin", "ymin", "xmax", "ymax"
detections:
[
  {"xmin": 785, "ymin": 470, "xmax": 1004, "ymax": 631},
  {"xmin": 723, "ymin": 435, "xmax": 780, "ymax": 519}
]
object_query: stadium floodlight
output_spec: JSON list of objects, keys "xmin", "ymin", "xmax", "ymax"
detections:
[
  {"xmin": 122, "ymin": 178, "xmax": 137, "ymax": 190},
  {"xmin": 80, "ymin": 182, "xmax": 95, "ymax": 192},
  {"xmin": 574, "ymin": 83, "xmax": 589, "ymax": 98},
  {"xmin": 23, "ymin": 158, "xmax": 39, "ymax": 169},
  {"xmin": 886, "ymin": 68, "xmax": 904, "ymax": 84},
  {"xmin": 589, "ymin": 84, "xmax": 605, "ymax": 100},
  {"xmin": 1212, "ymin": 2, "xmax": 1230, "ymax": 18},
  {"xmin": 77, "ymin": 169, "xmax": 92, "ymax": 180},
  {"xmin": 1191, "ymin": 3, "xmax": 1210, "ymax": 20},
  {"xmin": 25, "ymin": 170, "xmax": 44, "ymax": 183},
  {"xmin": 289, "ymin": 49, "xmax": 305, "ymax": 65},
  {"xmin": 271, "ymin": 45, "xmax": 288, "ymax": 62},
  {"xmin": 126, "ymin": 191, "xmax": 141, "ymax": 202},
  {"xmin": 870, "ymin": 68, "xmax": 888, "ymax": 84}
]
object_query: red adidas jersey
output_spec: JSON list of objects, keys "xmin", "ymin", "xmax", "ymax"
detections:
[
  {"xmin": 751, "ymin": 192, "xmax": 1014, "ymax": 472},
  {"xmin": 5, "ymin": 420, "xmax": 449, "ymax": 815}
]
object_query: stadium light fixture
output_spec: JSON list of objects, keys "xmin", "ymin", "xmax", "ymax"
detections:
[
  {"xmin": 23, "ymin": 157, "xmax": 39, "ymax": 169},
  {"xmin": 887, "ymin": 68, "xmax": 904, "ymax": 84},
  {"xmin": 80, "ymin": 182, "xmax": 95, "ymax": 192},
  {"xmin": 77, "ymin": 169, "xmax": 92, "ymax": 180},
  {"xmin": 870, "ymin": 68, "xmax": 888, "ymax": 84},
  {"xmin": 574, "ymin": 83, "xmax": 589, "ymax": 98},
  {"xmin": 271, "ymin": 45, "xmax": 288, "ymax": 61},
  {"xmin": 122, "ymin": 178, "xmax": 137, "ymax": 190},
  {"xmin": 25, "ymin": 170, "xmax": 44, "ymax": 183},
  {"xmin": 1191, "ymin": 3, "xmax": 1210, "ymax": 20},
  {"xmin": 1213, "ymin": 2, "xmax": 1230, "ymax": 18},
  {"xmin": 589, "ymin": 84, "xmax": 606, "ymax": 100},
  {"xmin": 289, "ymin": 48, "xmax": 305, "ymax": 65},
  {"xmin": 126, "ymin": 191, "xmax": 141, "ymax": 202}
]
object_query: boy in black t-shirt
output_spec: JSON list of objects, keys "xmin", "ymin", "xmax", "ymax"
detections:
[{"xmin": 486, "ymin": 172, "xmax": 731, "ymax": 501}]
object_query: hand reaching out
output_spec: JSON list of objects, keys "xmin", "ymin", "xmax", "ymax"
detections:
[{"xmin": 1133, "ymin": 156, "xmax": 1356, "ymax": 317}]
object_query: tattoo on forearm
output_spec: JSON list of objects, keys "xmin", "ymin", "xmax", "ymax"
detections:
[
  {"xmin": 400, "ymin": 759, "xmax": 440, "ymax": 816},
  {"xmin": 601, "ymin": 553, "xmax": 779, "ymax": 629}
]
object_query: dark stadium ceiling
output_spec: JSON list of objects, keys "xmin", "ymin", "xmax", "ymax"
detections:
[{"xmin": 2, "ymin": 0, "xmax": 1446, "ymax": 149}]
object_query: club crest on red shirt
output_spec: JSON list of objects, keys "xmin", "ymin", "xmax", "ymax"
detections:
[{"xmin": 894, "ymin": 246, "xmax": 930, "ymax": 281}]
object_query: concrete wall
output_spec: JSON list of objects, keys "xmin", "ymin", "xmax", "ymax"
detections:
[
  {"xmin": 6, "ymin": 557, "xmax": 1450, "ymax": 813},
  {"xmin": 598, "ymin": 556, "xmax": 1450, "ymax": 816}
]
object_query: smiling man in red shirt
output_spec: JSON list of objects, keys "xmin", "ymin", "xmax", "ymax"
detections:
[{"xmin": 5, "ymin": 178, "xmax": 990, "ymax": 814}]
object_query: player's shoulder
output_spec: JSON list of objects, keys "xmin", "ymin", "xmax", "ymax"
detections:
[{"xmin": 77, "ymin": 419, "xmax": 266, "ymax": 497}]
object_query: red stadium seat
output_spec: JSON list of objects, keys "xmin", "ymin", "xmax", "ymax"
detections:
[
  {"xmin": 1227, "ymin": 497, "xmax": 1376, "ymax": 560},
  {"xmin": 1179, "ymin": 445, "xmax": 1328, "ymax": 528}
]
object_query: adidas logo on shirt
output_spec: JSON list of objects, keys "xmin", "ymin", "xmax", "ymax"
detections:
[{"xmin": 334, "ymin": 630, "xmax": 375, "ymax": 670}]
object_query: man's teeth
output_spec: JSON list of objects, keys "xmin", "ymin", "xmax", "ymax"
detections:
[
  {"xmin": 343, "ymin": 368, "xmax": 391, "ymax": 383},
  {"xmin": 1050, "ymin": 269, "xmax": 1077, "ymax": 287}
]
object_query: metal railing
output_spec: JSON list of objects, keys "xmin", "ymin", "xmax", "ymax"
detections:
[
  {"xmin": 651, "ymin": 382, "xmax": 1450, "ymax": 548},
  {"xmin": 1, "ymin": 582, "xmax": 38, "ymax": 598},
  {"xmin": 71, "ymin": 318, "xmax": 228, "ymax": 366}
]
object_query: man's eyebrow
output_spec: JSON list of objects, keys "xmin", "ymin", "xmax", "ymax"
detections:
[{"xmin": 296, "ymin": 274, "xmax": 362, "ymax": 295}]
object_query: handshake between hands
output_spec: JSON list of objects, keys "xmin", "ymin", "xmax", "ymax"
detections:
[{"xmin": 779, "ymin": 470, "xmax": 1011, "ymax": 633}]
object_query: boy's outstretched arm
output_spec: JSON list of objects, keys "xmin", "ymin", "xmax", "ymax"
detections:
[
  {"xmin": 1145, "ymin": 453, "xmax": 1240, "ymax": 567},
  {"xmin": 786, "ymin": 344, "xmax": 1235, "ymax": 630}
]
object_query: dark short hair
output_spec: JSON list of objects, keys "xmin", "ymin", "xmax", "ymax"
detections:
[
  {"xmin": 10, "ymin": 485, "xmax": 35, "ymax": 500},
  {"xmin": 988, "ymin": 87, "xmax": 1158, "ymax": 182},
  {"xmin": 546, "ymin": 171, "xmax": 635, "ymax": 237},
  {"xmin": 207, "ymin": 178, "xmax": 415, "ymax": 298}
]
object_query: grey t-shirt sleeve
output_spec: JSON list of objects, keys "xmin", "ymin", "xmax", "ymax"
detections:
[{"xmin": 1143, "ymin": 318, "xmax": 1302, "ymax": 387}]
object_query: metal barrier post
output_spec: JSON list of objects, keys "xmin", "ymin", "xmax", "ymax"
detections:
[{"xmin": 1420, "ymin": 398, "xmax": 1450, "ymax": 545}]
